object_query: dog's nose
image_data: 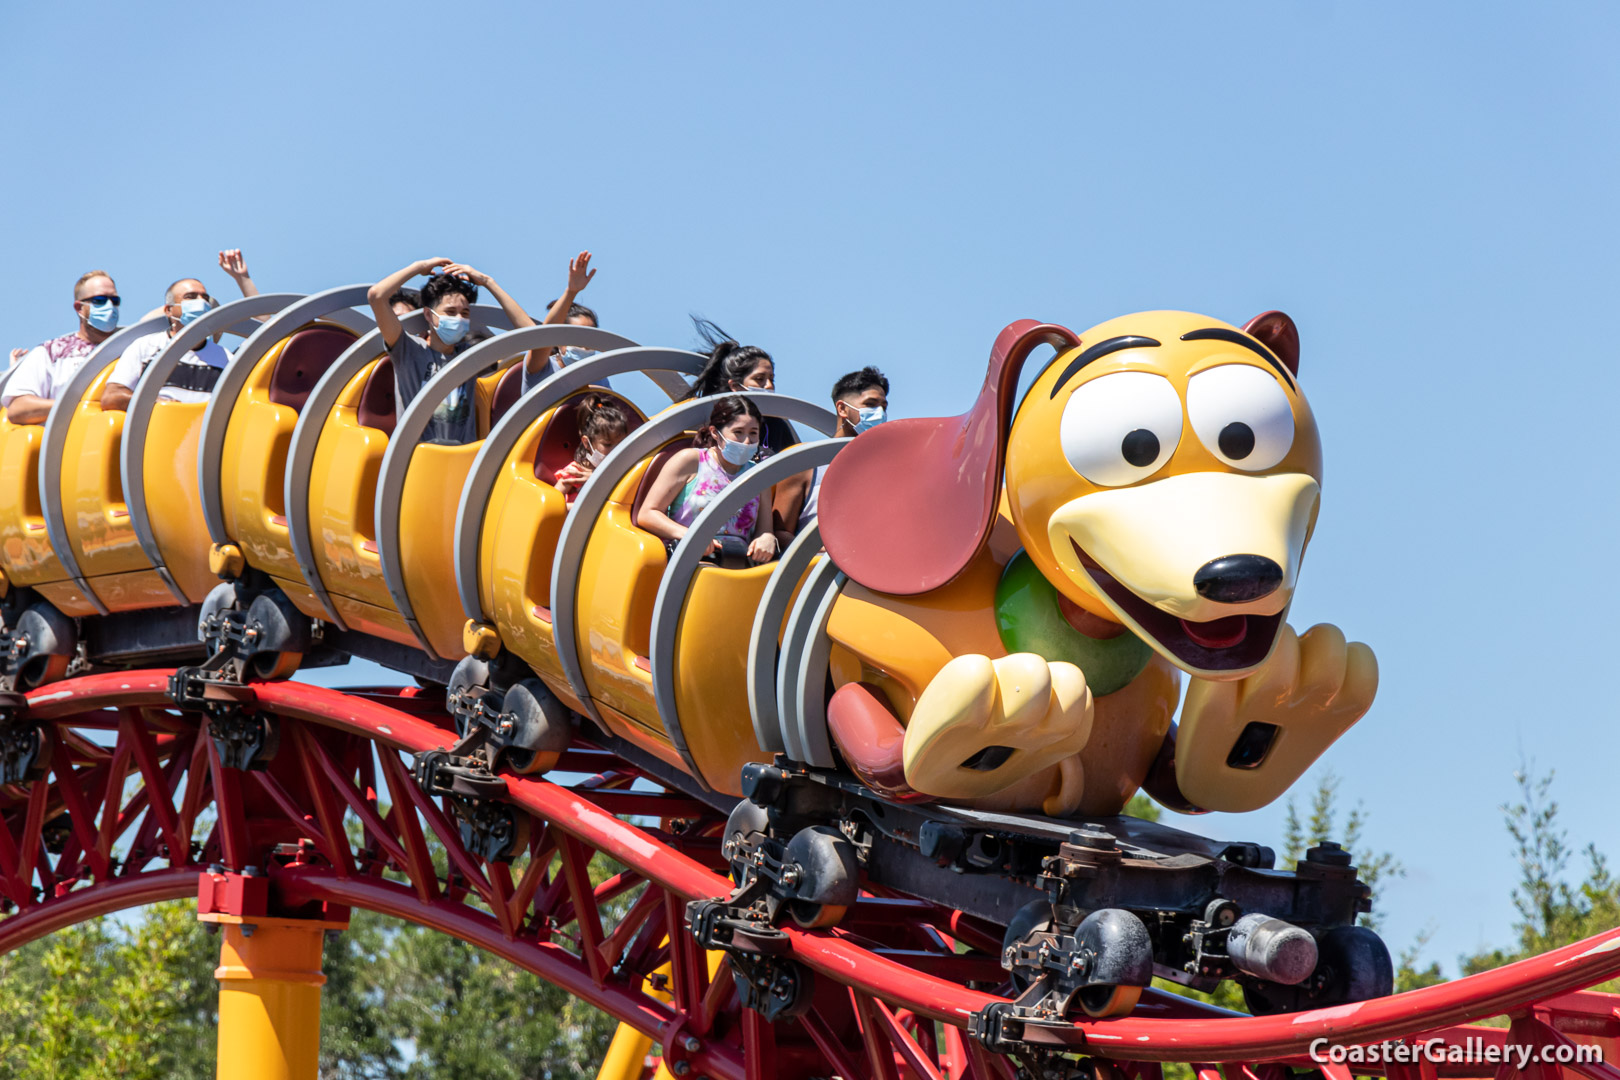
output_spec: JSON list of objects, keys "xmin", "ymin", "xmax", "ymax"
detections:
[{"xmin": 1193, "ymin": 555, "xmax": 1283, "ymax": 604}]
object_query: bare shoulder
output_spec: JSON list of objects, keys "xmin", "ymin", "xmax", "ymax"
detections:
[{"xmin": 659, "ymin": 447, "xmax": 703, "ymax": 478}]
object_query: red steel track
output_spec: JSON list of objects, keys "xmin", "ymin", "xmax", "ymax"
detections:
[{"xmin": 1, "ymin": 670, "xmax": 1616, "ymax": 1080}]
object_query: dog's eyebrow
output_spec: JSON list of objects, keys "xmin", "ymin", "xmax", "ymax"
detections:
[
  {"xmin": 1179, "ymin": 327, "xmax": 1296, "ymax": 389},
  {"xmin": 1047, "ymin": 336, "xmax": 1161, "ymax": 398}
]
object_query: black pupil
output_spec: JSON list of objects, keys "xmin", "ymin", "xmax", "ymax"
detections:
[
  {"xmin": 1219, "ymin": 421, "xmax": 1255, "ymax": 460},
  {"xmin": 1120, "ymin": 428, "xmax": 1159, "ymax": 467}
]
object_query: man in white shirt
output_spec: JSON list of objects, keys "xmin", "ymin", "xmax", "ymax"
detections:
[
  {"xmin": 4, "ymin": 270, "xmax": 123, "ymax": 424},
  {"xmin": 102, "ymin": 278, "xmax": 230, "ymax": 410}
]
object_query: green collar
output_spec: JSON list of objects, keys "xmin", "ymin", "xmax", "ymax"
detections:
[{"xmin": 994, "ymin": 550, "xmax": 1152, "ymax": 697}]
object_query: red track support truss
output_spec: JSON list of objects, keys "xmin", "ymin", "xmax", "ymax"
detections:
[{"xmin": 0, "ymin": 671, "xmax": 1615, "ymax": 1080}]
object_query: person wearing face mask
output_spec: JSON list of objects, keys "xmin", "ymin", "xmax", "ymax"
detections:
[
  {"xmin": 520, "ymin": 251, "xmax": 611, "ymax": 392},
  {"xmin": 785, "ymin": 365, "xmax": 891, "ymax": 534},
  {"xmin": 553, "ymin": 394, "xmax": 630, "ymax": 504},
  {"xmin": 366, "ymin": 257, "xmax": 541, "ymax": 446},
  {"xmin": 4, "ymin": 270, "xmax": 124, "ymax": 424},
  {"xmin": 102, "ymin": 278, "xmax": 233, "ymax": 410},
  {"xmin": 636, "ymin": 395, "xmax": 786, "ymax": 568},
  {"xmin": 682, "ymin": 318, "xmax": 796, "ymax": 455}
]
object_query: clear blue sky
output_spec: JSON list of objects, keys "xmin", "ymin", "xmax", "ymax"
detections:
[{"xmin": 5, "ymin": 3, "xmax": 1616, "ymax": 975}]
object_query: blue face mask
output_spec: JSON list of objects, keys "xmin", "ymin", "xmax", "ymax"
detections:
[
  {"xmin": 177, "ymin": 298, "xmax": 210, "ymax": 327},
  {"xmin": 719, "ymin": 435, "xmax": 758, "ymax": 467},
  {"xmin": 557, "ymin": 346, "xmax": 597, "ymax": 365},
  {"xmin": 854, "ymin": 405, "xmax": 886, "ymax": 433},
  {"xmin": 84, "ymin": 299, "xmax": 119, "ymax": 333},
  {"xmin": 433, "ymin": 313, "xmax": 470, "ymax": 346}
]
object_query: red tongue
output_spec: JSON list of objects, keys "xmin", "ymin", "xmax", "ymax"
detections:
[{"xmin": 1180, "ymin": 614, "xmax": 1248, "ymax": 650}]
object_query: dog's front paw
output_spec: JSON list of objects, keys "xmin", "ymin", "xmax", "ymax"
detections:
[
  {"xmin": 1177, "ymin": 623, "xmax": 1377, "ymax": 813},
  {"xmin": 902, "ymin": 653, "xmax": 1093, "ymax": 810}
]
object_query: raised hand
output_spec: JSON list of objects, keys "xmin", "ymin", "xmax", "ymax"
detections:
[
  {"xmin": 8, "ymin": 348, "xmax": 26, "ymax": 366},
  {"xmin": 218, "ymin": 249, "xmax": 251, "ymax": 281},
  {"xmin": 442, "ymin": 263, "xmax": 491, "ymax": 287},
  {"xmin": 567, "ymin": 251, "xmax": 596, "ymax": 295},
  {"xmin": 417, "ymin": 257, "xmax": 454, "ymax": 276}
]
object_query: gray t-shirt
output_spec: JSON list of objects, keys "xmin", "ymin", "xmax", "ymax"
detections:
[{"xmin": 390, "ymin": 333, "xmax": 477, "ymax": 445}]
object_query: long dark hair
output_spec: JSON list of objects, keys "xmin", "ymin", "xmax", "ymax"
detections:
[
  {"xmin": 694, "ymin": 394, "xmax": 764, "ymax": 450},
  {"xmin": 574, "ymin": 394, "xmax": 629, "ymax": 464},
  {"xmin": 682, "ymin": 318, "xmax": 773, "ymax": 400}
]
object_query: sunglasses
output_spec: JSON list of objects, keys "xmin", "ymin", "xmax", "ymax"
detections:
[{"xmin": 79, "ymin": 295, "xmax": 121, "ymax": 307}]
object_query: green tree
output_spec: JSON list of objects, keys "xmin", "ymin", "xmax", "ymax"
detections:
[
  {"xmin": 1280, "ymin": 771, "xmax": 1401, "ymax": 932},
  {"xmin": 1124, "ymin": 792, "xmax": 1160, "ymax": 822},
  {"xmin": 1460, "ymin": 765, "xmax": 1619, "ymax": 991},
  {"xmin": 0, "ymin": 900, "xmax": 217, "ymax": 1080}
]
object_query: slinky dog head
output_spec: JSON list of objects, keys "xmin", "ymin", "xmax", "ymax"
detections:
[{"xmin": 818, "ymin": 310, "xmax": 1322, "ymax": 681}]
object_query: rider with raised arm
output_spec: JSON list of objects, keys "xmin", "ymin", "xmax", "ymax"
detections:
[
  {"xmin": 364, "ymin": 257, "xmax": 537, "ymax": 445},
  {"xmin": 101, "ymin": 251, "xmax": 267, "ymax": 411},
  {"xmin": 4, "ymin": 270, "xmax": 123, "ymax": 425},
  {"xmin": 519, "ymin": 251, "xmax": 606, "ymax": 392}
]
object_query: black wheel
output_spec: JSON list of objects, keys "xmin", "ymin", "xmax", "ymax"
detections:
[
  {"xmin": 781, "ymin": 826, "xmax": 858, "ymax": 927},
  {"xmin": 788, "ymin": 900, "xmax": 848, "ymax": 930},
  {"xmin": 722, "ymin": 799, "xmax": 770, "ymax": 887},
  {"xmin": 18, "ymin": 651, "xmax": 69, "ymax": 690},
  {"xmin": 1002, "ymin": 900, "xmax": 1055, "ymax": 993},
  {"xmin": 500, "ymin": 679, "xmax": 572, "ymax": 776},
  {"xmin": 249, "ymin": 650, "xmax": 302, "ymax": 681},
  {"xmin": 1076, "ymin": 983, "xmax": 1142, "ymax": 1018}
]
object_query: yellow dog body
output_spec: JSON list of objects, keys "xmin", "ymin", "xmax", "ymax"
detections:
[{"xmin": 819, "ymin": 310, "xmax": 1376, "ymax": 816}]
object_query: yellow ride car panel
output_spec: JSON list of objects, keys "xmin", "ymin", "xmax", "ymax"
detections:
[{"xmin": 671, "ymin": 561, "xmax": 777, "ymax": 795}]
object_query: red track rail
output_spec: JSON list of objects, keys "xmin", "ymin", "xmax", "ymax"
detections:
[{"xmin": 2, "ymin": 671, "xmax": 1616, "ymax": 1080}]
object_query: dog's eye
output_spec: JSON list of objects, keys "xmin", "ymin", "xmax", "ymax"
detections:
[
  {"xmin": 1186, "ymin": 364, "xmax": 1295, "ymax": 471},
  {"xmin": 1059, "ymin": 372, "xmax": 1182, "ymax": 486}
]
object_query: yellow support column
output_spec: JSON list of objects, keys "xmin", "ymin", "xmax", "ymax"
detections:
[
  {"xmin": 595, "ymin": 960, "xmax": 675, "ymax": 1080},
  {"xmin": 204, "ymin": 914, "xmax": 347, "ymax": 1080},
  {"xmin": 596, "ymin": 1020, "xmax": 658, "ymax": 1080},
  {"xmin": 595, "ymin": 950, "xmax": 728, "ymax": 1080}
]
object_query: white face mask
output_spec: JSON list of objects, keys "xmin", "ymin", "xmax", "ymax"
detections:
[
  {"xmin": 585, "ymin": 445, "xmax": 606, "ymax": 467},
  {"xmin": 843, "ymin": 401, "xmax": 886, "ymax": 433},
  {"xmin": 719, "ymin": 435, "xmax": 758, "ymax": 466}
]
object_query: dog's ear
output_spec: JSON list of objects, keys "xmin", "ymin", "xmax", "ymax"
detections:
[
  {"xmin": 819, "ymin": 319, "xmax": 1080, "ymax": 595},
  {"xmin": 1243, "ymin": 311, "xmax": 1299, "ymax": 376}
]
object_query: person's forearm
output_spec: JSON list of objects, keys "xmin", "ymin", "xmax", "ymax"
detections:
[
  {"xmin": 543, "ymin": 288, "xmax": 580, "ymax": 326},
  {"xmin": 636, "ymin": 507, "xmax": 686, "ymax": 544},
  {"xmin": 367, "ymin": 260, "xmax": 426, "ymax": 308},
  {"xmin": 5, "ymin": 396, "xmax": 52, "ymax": 425},
  {"xmin": 484, "ymin": 276, "xmax": 551, "ymax": 376},
  {"xmin": 233, "ymin": 274, "xmax": 259, "ymax": 299},
  {"xmin": 524, "ymin": 286, "xmax": 582, "ymax": 374},
  {"xmin": 367, "ymin": 259, "xmax": 425, "ymax": 346},
  {"xmin": 101, "ymin": 384, "xmax": 133, "ymax": 412},
  {"xmin": 483, "ymin": 278, "xmax": 535, "ymax": 329},
  {"xmin": 772, "ymin": 472, "xmax": 810, "ymax": 536},
  {"xmin": 522, "ymin": 287, "xmax": 581, "ymax": 375},
  {"xmin": 754, "ymin": 511, "xmax": 787, "ymax": 548}
]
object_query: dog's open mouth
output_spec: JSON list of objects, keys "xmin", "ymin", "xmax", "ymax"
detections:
[{"xmin": 1070, "ymin": 538, "xmax": 1281, "ymax": 671}]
